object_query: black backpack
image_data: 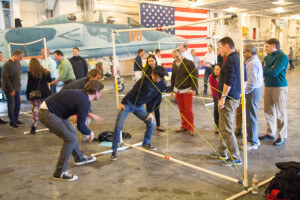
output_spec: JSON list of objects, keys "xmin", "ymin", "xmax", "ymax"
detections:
[
  {"xmin": 265, "ymin": 161, "xmax": 300, "ymax": 200},
  {"xmin": 97, "ymin": 131, "xmax": 131, "ymax": 142}
]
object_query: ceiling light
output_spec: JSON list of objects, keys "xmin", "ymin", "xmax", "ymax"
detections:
[
  {"xmin": 223, "ymin": 7, "xmax": 248, "ymax": 13},
  {"xmin": 190, "ymin": 0, "xmax": 205, "ymax": 7},
  {"xmin": 224, "ymin": 7, "xmax": 238, "ymax": 12},
  {"xmin": 272, "ymin": 1, "xmax": 292, "ymax": 5},
  {"xmin": 291, "ymin": 15, "xmax": 300, "ymax": 20},
  {"xmin": 272, "ymin": 0, "xmax": 285, "ymax": 4},
  {"xmin": 272, "ymin": 7, "xmax": 285, "ymax": 13}
]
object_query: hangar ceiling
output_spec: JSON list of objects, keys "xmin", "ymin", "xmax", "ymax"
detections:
[{"xmin": 96, "ymin": 0, "xmax": 300, "ymax": 18}]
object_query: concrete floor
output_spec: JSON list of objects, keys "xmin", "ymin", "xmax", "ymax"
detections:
[{"xmin": 1, "ymin": 66, "xmax": 299, "ymax": 200}]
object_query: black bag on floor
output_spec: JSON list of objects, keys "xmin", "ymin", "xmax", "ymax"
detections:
[
  {"xmin": 98, "ymin": 131, "xmax": 131, "ymax": 142},
  {"xmin": 265, "ymin": 161, "xmax": 300, "ymax": 200}
]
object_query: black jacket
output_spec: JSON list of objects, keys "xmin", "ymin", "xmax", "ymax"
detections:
[
  {"xmin": 26, "ymin": 71, "xmax": 52, "ymax": 100},
  {"xmin": 69, "ymin": 56, "xmax": 88, "ymax": 79},
  {"xmin": 133, "ymin": 55, "xmax": 143, "ymax": 71},
  {"xmin": 217, "ymin": 52, "xmax": 241, "ymax": 100}
]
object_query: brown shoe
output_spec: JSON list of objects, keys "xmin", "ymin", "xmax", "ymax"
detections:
[
  {"xmin": 189, "ymin": 129, "xmax": 195, "ymax": 136},
  {"xmin": 176, "ymin": 127, "xmax": 187, "ymax": 132},
  {"xmin": 157, "ymin": 126, "xmax": 165, "ymax": 132}
]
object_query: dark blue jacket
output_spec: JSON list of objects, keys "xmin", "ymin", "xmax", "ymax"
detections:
[
  {"xmin": 218, "ymin": 52, "xmax": 241, "ymax": 100},
  {"xmin": 45, "ymin": 89, "xmax": 91, "ymax": 135},
  {"xmin": 133, "ymin": 55, "xmax": 143, "ymax": 71},
  {"xmin": 121, "ymin": 77, "xmax": 165, "ymax": 113}
]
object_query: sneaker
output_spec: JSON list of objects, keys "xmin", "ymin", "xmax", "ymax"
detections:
[
  {"xmin": 142, "ymin": 143, "xmax": 157, "ymax": 150},
  {"xmin": 111, "ymin": 151, "xmax": 117, "ymax": 161},
  {"xmin": 257, "ymin": 140, "xmax": 261, "ymax": 146},
  {"xmin": 9, "ymin": 122, "xmax": 19, "ymax": 129},
  {"xmin": 176, "ymin": 127, "xmax": 187, "ymax": 132},
  {"xmin": 30, "ymin": 126, "xmax": 36, "ymax": 134},
  {"xmin": 247, "ymin": 143, "xmax": 258, "ymax": 151},
  {"xmin": 210, "ymin": 152, "xmax": 227, "ymax": 160},
  {"xmin": 235, "ymin": 129, "xmax": 242, "ymax": 136},
  {"xmin": 259, "ymin": 134, "xmax": 275, "ymax": 141},
  {"xmin": 16, "ymin": 120, "xmax": 24, "ymax": 125},
  {"xmin": 157, "ymin": 126, "xmax": 165, "ymax": 132},
  {"xmin": 74, "ymin": 156, "xmax": 96, "ymax": 166},
  {"xmin": 189, "ymin": 129, "xmax": 195, "ymax": 136},
  {"xmin": 201, "ymin": 92, "xmax": 207, "ymax": 96},
  {"xmin": 220, "ymin": 158, "xmax": 242, "ymax": 166},
  {"xmin": 0, "ymin": 118, "xmax": 8, "ymax": 125},
  {"xmin": 273, "ymin": 138, "xmax": 286, "ymax": 146},
  {"xmin": 53, "ymin": 171, "xmax": 78, "ymax": 181},
  {"xmin": 214, "ymin": 127, "xmax": 219, "ymax": 134}
]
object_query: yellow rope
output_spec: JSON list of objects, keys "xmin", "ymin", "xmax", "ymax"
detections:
[{"xmin": 114, "ymin": 30, "xmax": 244, "ymax": 181}]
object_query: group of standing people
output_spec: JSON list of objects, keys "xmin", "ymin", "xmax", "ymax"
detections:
[
  {"xmin": 0, "ymin": 47, "xmax": 90, "ymax": 132},
  {"xmin": 207, "ymin": 37, "xmax": 288, "ymax": 166},
  {"xmin": 129, "ymin": 36, "xmax": 289, "ymax": 167}
]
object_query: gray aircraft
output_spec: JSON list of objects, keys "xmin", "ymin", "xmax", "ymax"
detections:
[
  {"xmin": 0, "ymin": 10, "xmax": 183, "ymax": 61},
  {"xmin": 0, "ymin": 11, "xmax": 184, "ymax": 93}
]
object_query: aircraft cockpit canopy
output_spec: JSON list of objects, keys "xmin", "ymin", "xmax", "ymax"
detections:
[{"xmin": 66, "ymin": 11, "xmax": 143, "ymax": 27}]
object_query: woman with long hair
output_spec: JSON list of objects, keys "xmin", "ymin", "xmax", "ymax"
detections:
[
  {"xmin": 209, "ymin": 64, "xmax": 221, "ymax": 133},
  {"xmin": 26, "ymin": 58, "xmax": 52, "ymax": 134},
  {"xmin": 144, "ymin": 55, "xmax": 165, "ymax": 132}
]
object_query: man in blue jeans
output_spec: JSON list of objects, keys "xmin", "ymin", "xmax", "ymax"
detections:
[
  {"xmin": 1, "ymin": 49, "xmax": 23, "ymax": 128},
  {"xmin": 111, "ymin": 66, "xmax": 168, "ymax": 160},
  {"xmin": 243, "ymin": 44, "xmax": 263, "ymax": 150}
]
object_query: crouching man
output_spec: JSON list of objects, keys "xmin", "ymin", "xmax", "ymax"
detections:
[
  {"xmin": 38, "ymin": 80, "xmax": 104, "ymax": 181},
  {"xmin": 111, "ymin": 66, "xmax": 168, "ymax": 160}
]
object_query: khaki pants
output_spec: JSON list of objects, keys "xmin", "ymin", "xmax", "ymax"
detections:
[
  {"xmin": 218, "ymin": 99, "xmax": 240, "ymax": 159},
  {"xmin": 264, "ymin": 87, "xmax": 288, "ymax": 139},
  {"xmin": 235, "ymin": 103, "xmax": 242, "ymax": 130}
]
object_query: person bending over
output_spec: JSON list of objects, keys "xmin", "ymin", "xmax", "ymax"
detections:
[
  {"xmin": 61, "ymin": 68, "xmax": 103, "ymax": 124},
  {"xmin": 38, "ymin": 80, "xmax": 104, "ymax": 181},
  {"xmin": 111, "ymin": 66, "xmax": 168, "ymax": 160}
]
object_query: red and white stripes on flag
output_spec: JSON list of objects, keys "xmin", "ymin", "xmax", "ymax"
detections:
[
  {"xmin": 162, "ymin": 7, "xmax": 208, "ymax": 77},
  {"xmin": 140, "ymin": 3, "xmax": 208, "ymax": 75}
]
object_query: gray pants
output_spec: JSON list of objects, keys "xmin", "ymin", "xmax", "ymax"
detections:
[
  {"xmin": 264, "ymin": 87, "xmax": 288, "ymax": 139},
  {"xmin": 38, "ymin": 109, "xmax": 83, "ymax": 177},
  {"xmin": 218, "ymin": 99, "xmax": 240, "ymax": 159}
]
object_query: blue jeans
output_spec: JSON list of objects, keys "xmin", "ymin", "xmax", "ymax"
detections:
[
  {"xmin": 39, "ymin": 109, "xmax": 83, "ymax": 177},
  {"xmin": 246, "ymin": 87, "xmax": 262, "ymax": 145},
  {"xmin": 203, "ymin": 67, "xmax": 213, "ymax": 93},
  {"xmin": 5, "ymin": 91, "xmax": 21, "ymax": 123},
  {"xmin": 50, "ymin": 77, "xmax": 57, "ymax": 94},
  {"xmin": 112, "ymin": 101, "xmax": 156, "ymax": 151}
]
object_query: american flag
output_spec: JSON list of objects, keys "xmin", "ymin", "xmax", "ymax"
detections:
[{"xmin": 140, "ymin": 3, "xmax": 208, "ymax": 75}]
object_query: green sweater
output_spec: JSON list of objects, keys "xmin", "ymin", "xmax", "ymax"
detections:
[
  {"xmin": 263, "ymin": 50, "xmax": 288, "ymax": 87},
  {"xmin": 57, "ymin": 57, "xmax": 76, "ymax": 83}
]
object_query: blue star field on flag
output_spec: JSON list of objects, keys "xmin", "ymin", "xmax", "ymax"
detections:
[{"xmin": 140, "ymin": 3, "xmax": 175, "ymax": 34}]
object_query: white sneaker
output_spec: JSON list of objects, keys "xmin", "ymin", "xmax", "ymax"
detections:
[{"xmin": 247, "ymin": 142, "xmax": 258, "ymax": 151}]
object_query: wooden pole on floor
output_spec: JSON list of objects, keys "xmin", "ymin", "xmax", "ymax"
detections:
[
  {"xmin": 91, "ymin": 142, "xmax": 143, "ymax": 157},
  {"xmin": 226, "ymin": 176, "xmax": 274, "ymax": 200},
  {"xmin": 125, "ymin": 143, "xmax": 242, "ymax": 185}
]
